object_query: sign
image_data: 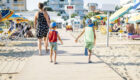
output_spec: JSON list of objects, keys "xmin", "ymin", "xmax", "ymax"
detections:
[
  {"xmin": 65, "ymin": 5, "xmax": 75, "ymax": 10},
  {"xmin": 101, "ymin": 4, "xmax": 115, "ymax": 11},
  {"xmin": 65, "ymin": 5, "xmax": 75, "ymax": 15}
]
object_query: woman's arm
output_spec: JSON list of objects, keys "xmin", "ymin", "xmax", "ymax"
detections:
[
  {"xmin": 34, "ymin": 12, "xmax": 38, "ymax": 29},
  {"xmin": 44, "ymin": 11, "xmax": 51, "ymax": 27}
]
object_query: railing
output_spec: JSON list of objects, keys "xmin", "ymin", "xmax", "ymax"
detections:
[
  {"xmin": 71, "ymin": 1, "xmax": 84, "ymax": 5},
  {"xmin": 49, "ymin": 1, "xmax": 83, "ymax": 5},
  {"xmin": 49, "ymin": 2, "xmax": 59, "ymax": 4},
  {"xmin": 13, "ymin": 1, "xmax": 24, "ymax": 4}
]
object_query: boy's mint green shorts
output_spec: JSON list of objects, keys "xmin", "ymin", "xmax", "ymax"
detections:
[
  {"xmin": 85, "ymin": 42, "xmax": 94, "ymax": 50},
  {"xmin": 50, "ymin": 42, "xmax": 57, "ymax": 51}
]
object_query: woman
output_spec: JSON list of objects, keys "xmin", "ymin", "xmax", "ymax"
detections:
[{"xmin": 34, "ymin": 2, "xmax": 51, "ymax": 55}]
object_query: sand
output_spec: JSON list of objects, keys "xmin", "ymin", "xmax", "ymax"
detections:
[
  {"xmin": 70, "ymin": 28, "xmax": 140, "ymax": 80},
  {"xmin": 0, "ymin": 38, "xmax": 38, "ymax": 80}
]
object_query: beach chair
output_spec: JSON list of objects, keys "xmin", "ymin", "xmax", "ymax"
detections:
[
  {"xmin": 9, "ymin": 26, "xmax": 26, "ymax": 40},
  {"xmin": 100, "ymin": 26, "xmax": 106, "ymax": 34},
  {"xmin": 128, "ymin": 35, "xmax": 140, "ymax": 39}
]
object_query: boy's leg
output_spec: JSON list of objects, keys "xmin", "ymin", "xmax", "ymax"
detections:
[
  {"xmin": 38, "ymin": 38, "xmax": 42, "ymax": 55},
  {"xmin": 50, "ymin": 48, "xmax": 53, "ymax": 62},
  {"xmin": 54, "ymin": 51, "xmax": 57, "ymax": 64},
  {"xmin": 54, "ymin": 42, "xmax": 57, "ymax": 64},
  {"xmin": 88, "ymin": 50, "xmax": 92, "ymax": 62}
]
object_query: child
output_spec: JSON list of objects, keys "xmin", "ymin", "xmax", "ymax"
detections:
[
  {"xmin": 75, "ymin": 18, "xmax": 96, "ymax": 63},
  {"xmin": 48, "ymin": 22, "xmax": 63, "ymax": 64}
]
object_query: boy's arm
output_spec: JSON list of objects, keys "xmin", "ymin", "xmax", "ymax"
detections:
[
  {"xmin": 93, "ymin": 27, "xmax": 96, "ymax": 45},
  {"xmin": 57, "ymin": 34, "xmax": 63, "ymax": 45},
  {"xmin": 75, "ymin": 28, "xmax": 85, "ymax": 43}
]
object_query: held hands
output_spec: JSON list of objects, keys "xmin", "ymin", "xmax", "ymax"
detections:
[
  {"xmin": 75, "ymin": 38, "xmax": 78, "ymax": 43},
  {"xmin": 61, "ymin": 41, "xmax": 63, "ymax": 45}
]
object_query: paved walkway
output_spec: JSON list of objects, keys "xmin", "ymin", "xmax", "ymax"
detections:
[{"xmin": 15, "ymin": 30, "xmax": 123, "ymax": 80}]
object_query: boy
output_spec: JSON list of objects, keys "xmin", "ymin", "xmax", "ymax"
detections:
[
  {"xmin": 48, "ymin": 22, "xmax": 63, "ymax": 64},
  {"xmin": 75, "ymin": 18, "xmax": 96, "ymax": 63}
]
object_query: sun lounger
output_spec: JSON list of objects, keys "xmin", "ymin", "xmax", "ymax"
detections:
[{"xmin": 128, "ymin": 35, "xmax": 140, "ymax": 39}]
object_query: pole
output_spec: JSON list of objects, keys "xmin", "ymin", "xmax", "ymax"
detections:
[
  {"xmin": 68, "ymin": 0, "xmax": 71, "ymax": 19},
  {"xmin": 107, "ymin": 11, "xmax": 110, "ymax": 47}
]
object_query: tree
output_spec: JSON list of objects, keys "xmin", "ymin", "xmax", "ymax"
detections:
[
  {"xmin": 44, "ymin": 0, "xmax": 49, "ymax": 6},
  {"xmin": 71, "ymin": 13, "xmax": 78, "ymax": 18},
  {"xmin": 44, "ymin": 7, "xmax": 53, "ymax": 11},
  {"xmin": 57, "ymin": 13, "xmax": 61, "ymax": 16},
  {"xmin": 115, "ymin": 5, "xmax": 121, "ymax": 10}
]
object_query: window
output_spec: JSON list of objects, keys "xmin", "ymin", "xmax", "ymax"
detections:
[
  {"xmin": 7, "ymin": 0, "xmax": 10, "ymax": 3},
  {"xmin": 14, "ymin": 0, "xmax": 18, "ymax": 3},
  {"xmin": 59, "ymin": 4, "xmax": 64, "ymax": 8},
  {"xmin": 60, "ymin": 0, "xmax": 64, "ymax": 1}
]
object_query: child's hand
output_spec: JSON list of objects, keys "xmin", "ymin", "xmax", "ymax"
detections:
[{"xmin": 61, "ymin": 41, "xmax": 63, "ymax": 45}]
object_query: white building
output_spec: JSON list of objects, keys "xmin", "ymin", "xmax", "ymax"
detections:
[
  {"xmin": 0, "ymin": 0, "xmax": 27, "ymax": 11},
  {"xmin": 47, "ymin": 0, "xmax": 85, "ymax": 18}
]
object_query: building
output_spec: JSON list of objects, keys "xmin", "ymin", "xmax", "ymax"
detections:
[
  {"xmin": 46, "ymin": 0, "xmax": 85, "ymax": 19},
  {"xmin": 87, "ymin": 3, "xmax": 98, "ymax": 12},
  {"xmin": 0, "ymin": 0, "xmax": 27, "ymax": 11}
]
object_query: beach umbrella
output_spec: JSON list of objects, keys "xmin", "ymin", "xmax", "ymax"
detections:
[
  {"xmin": 132, "ymin": 2, "xmax": 140, "ymax": 10},
  {"xmin": 0, "ymin": 28, "xmax": 3, "ymax": 33},
  {"xmin": 95, "ymin": 14, "xmax": 107, "ymax": 20},
  {"xmin": 16, "ymin": 18, "xmax": 29, "ymax": 23},
  {"xmin": 91, "ymin": 17, "xmax": 97, "ymax": 22},
  {"xmin": 110, "ymin": 5, "xmax": 132, "ymax": 22},
  {"xmin": 0, "ymin": 9, "xmax": 14, "ymax": 22},
  {"xmin": 8, "ymin": 14, "xmax": 23, "ymax": 20},
  {"xmin": 128, "ymin": 14, "xmax": 140, "ymax": 23}
]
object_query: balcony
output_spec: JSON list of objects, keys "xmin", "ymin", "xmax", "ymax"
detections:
[
  {"xmin": 49, "ymin": 2, "xmax": 59, "ymax": 5},
  {"xmin": 13, "ymin": 1, "xmax": 25, "ymax": 4},
  {"xmin": 59, "ymin": 2, "xmax": 68, "ymax": 5},
  {"xmin": 71, "ymin": 1, "xmax": 83, "ymax": 5}
]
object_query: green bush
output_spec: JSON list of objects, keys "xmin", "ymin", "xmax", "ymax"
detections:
[
  {"xmin": 57, "ymin": 13, "xmax": 61, "ymax": 16},
  {"xmin": 71, "ymin": 13, "xmax": 78, "ymax": 18}
]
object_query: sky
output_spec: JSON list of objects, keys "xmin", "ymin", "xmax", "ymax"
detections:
[{"xmin": 27, "ymin": 0, "xmax": 130, "ymax": 11}]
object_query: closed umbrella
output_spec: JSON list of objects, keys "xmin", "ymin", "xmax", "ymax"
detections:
[
  {"xmin": 110, "ymin": 6, "xmax": 132, "ymax": 22},
  {"xmin": 0, "ymin": 9, "xmax": 14, "ymax": 22}
]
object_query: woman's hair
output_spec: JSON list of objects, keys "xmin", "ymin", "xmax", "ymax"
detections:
[{"xmin": 38, "ymin": 2, "xmax": 44, "ymax": 9}]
